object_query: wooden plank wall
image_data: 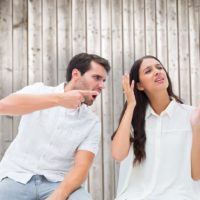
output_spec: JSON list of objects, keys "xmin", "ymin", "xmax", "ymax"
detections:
[{"xmin": 0, "ymin": 0, "xmax": 200, "ymax": 199}]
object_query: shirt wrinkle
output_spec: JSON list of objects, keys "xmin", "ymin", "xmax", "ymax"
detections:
[
  {"xmin": 0, "ymin": 82, "xmax": 101, "ymax": 184},
  {"xmin": 116, "ymin": 101, "xmax": 199, "ymax": 200}
]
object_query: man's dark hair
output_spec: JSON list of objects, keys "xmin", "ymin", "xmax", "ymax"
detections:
[{"xmin": 66, "ymin": 53, "xmax": 110, "ymax": 82}]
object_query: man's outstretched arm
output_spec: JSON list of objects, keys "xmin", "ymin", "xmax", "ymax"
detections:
[
  {"xmin": 191, "ymin": 106, "xmax": 200, "ymax": 180},
  {"xmin": 46, "ymin": 150, "xmax": 94, "ymax": 200},
  {"xmin": 0, "ymin": 90, "xmax": 98, "ymax": 116}
]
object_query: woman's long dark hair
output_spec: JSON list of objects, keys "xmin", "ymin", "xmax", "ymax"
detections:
[{"xmin": 112, "ymin": 55, "xmax": 183, "ymax": 164}]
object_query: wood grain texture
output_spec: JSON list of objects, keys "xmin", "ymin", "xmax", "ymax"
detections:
[{"xmin": 0, "ymin": 0, "xmax": 200, "ymax": 199}]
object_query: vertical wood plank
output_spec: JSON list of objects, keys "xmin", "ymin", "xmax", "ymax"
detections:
[
  {"xmin": 189, "ymin": 0, "xmax": 200, "ymax": 106},
  {"xmin": 0, "ymin": 0, "xmax": 13, "ymax": 154},
  {"xmin": 112, "ymin": 0, "xmax": 123, "ymax": 134},
  {"xmin": 43, "ymin": 0, "xmax": 57, "ymax": 85},
  {"xmin": 111, "ymin": 0, "xmax": 123, "ymax": 195},
  {"xmin": 0, "ymin": 116, "xmax": 2, "ymax": 158},
  {"xmin": 134, "ymin": 0, "xmax": 145, "ymax": 59},
  {"xmin": 101, "ymin": 0, "xmax": 114, "ymax": 199},
  {"xmin": 123, "ymin": 0, "xmax": 134, "ymax": 73},
  {"xmin": 12, "ymin": 0, "xmax": 28, "ymax": 138},
  {"xmin": 178, "ymin": 0, "xmax": 191, "ymax": 104},
  {"xmin": 156, "ymin": 0, "xmax": 168, "ymax": 67},
  {"xmin": 145, "ymin": 0, "xmax": 156, "ymax": 55},
  {"xmin": 72, "ymin": 0, "xmax": 86, "ymax": 54},
  {"xmin": 86, "ymin": 1, "xmax": 103, "ymax": 200},
  {"xmin": 0, "ymin": 0, "xmax": 200, "ymax": 196},
  {"xmin": 57, "ymin": 0, "xmax": 72, "ymax": 83},
  {"xmin": 167, "ymin": 0, "xmax": 179, "ymax": 95},
  {"xmin": 28, "ymin": 0, "xmax": 43, "ymax": 84}
]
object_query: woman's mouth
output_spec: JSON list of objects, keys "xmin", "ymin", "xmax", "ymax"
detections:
[{"xmin": 155, "ymin": 77, "xmax": 164, "ymax": 83}]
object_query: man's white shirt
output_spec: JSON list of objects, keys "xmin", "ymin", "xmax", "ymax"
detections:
[{"xmin": 0, "ymin": 83, "xmax": 101, "ymax": 184}]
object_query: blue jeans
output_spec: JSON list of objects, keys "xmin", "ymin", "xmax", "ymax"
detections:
[{"xmin": 0, "ymin": 175, "xmax": 92, "ymax": 200}]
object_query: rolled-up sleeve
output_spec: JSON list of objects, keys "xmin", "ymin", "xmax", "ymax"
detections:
[{"xmin": 77, "ymin": 120, "xmax": 101, "ymax": 155}]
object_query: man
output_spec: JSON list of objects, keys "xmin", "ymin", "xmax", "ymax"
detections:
[{"xmin": 0, "ymin": 53, "xmax": 110, "ymax": 200}]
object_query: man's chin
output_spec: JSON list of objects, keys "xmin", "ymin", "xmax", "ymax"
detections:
[{"xmin": 84, "ymin": 100, "xmax": 93, "ymax": 106}]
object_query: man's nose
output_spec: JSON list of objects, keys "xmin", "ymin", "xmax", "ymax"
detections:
[{"xmin": 99, "ymin": 81, "xmax": 105, "ymax": 89}]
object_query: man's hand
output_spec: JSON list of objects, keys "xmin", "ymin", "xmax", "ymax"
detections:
[
  {"xmin": 45, "ymin": 150, "xmax": 94, "ymax": 200},
  {"xmin": 0, "ymin": 90, "xmax": 99, "ymax": 116},
  {"xmin": 59, "ymin": 90, "xmax": 99, "ymax": 109},
  {"xmin": 45, "ymin": 190, "xmax": 66, "ymax": 200}
]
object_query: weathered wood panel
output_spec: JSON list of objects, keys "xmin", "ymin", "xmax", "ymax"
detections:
[
  {"xmin": 167, "ymin": 0, "xmax": 179, "ymax": 95},
  {"xmin": 43, "ymin": 0, "xmax": 57, "ymax": 85},
  {"xmin": 111, "ymin": 0, "xmax": 124, "ymax": 194},
  {"xmin": 0, "ymin": 0, "xmax": 200, "ymax": 199},
  {"xmin": 189, "ymin": 0, "xmax": 200, "ymax": 106},
  {"xmin": 156, "ymin": 0, "xmax": 168, "ymax": 68},
  {"xmin": 178, "ymin": 0, "xmax": 191, "ymax": 104},
  {"xmin": 101, "ymin": 0, "xmax": 115, "ymax": 199},
  {"xmin": 134, "ymin": 0, "xmax": 145, "ymax": 58},
  {"xmin": 72, "ymin": 0, "xmax": 86, "ymax": 54},
  {"xmin": 86, "ymin": 0, "xmax": 103, "ymax": 199},
  {"xmin": 0, "ymin": 0, "xmax": 13, "ymax": 152},
  {"xmin": 28, "ymin": 0, "xmax": 43, "ymax": 84},
  {"xmin": 145, "ymin": 0, "xmax": 156, "ymax": 55},
  {"xmin": 57, "ymin": 0, "xmax": 72, "ymax": 83},
  {"xmin": 13, "ymin": 0, "xmax": 28, "ymax": 139}
]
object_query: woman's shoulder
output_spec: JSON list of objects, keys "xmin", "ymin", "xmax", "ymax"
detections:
[{"xmin": 175, "ymin": 101, "xmax": 195, "ymax": 115}]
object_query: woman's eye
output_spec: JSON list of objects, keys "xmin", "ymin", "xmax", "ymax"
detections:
[
  {"xmin": 144, "ymin": 70, "xmax": 151, "ymax": 74},
  {"xmin": 157, "ymin": 65, "xmax": 163, "ymax": 70}
]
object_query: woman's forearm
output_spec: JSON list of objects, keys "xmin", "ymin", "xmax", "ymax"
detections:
[{"xmin": 112, "ymin": 103, "xmax": 135, "ymax": 161}]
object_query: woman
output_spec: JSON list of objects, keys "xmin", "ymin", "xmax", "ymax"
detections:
[{"xmin": 112, "ymin": 55, "xmax": 200, "ymax": 200}]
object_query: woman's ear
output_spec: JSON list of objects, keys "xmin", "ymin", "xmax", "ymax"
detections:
[
  {"xmin": 71, "ymin": 69, "xmax": 81, "ymax": 81},
  {"xmin": 137, "ymin": 82, "xmax": 144, "ymax": 91}
]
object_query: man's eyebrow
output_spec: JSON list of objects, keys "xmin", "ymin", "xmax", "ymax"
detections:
[{"xmin": 93, "ymin": 74, "xmax": 106, "ymax": 81}]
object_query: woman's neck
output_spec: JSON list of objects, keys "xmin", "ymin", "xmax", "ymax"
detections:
[{"xmin": 148, "ymin": 91, "xmax": 171, "ymax": 115}]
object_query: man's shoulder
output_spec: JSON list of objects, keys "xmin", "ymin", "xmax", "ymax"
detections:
[
  {"xmin": 15, "ymin": 82, "xmax": 64, "ymax": 94},
  {"xmin": 27, "ymin": 82, "xmax": 64, "ymax": 93}
]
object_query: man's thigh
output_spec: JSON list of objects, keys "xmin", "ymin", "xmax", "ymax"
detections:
[
  {"xmin": 68, "ymin": 187, "xmax": 92, "ymax": 200},
  {"xmin": 0, "ymin": 177, "xmax": 36, "ymax": 200}
]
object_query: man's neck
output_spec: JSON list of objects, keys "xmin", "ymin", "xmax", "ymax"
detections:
[{"xmin": 64, "ymin": 81, "xmax": 75, "ymax": 92}]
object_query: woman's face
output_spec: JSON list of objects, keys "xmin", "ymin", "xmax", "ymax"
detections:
[{"xmin": 137, "ymin": 58, "xmax": 169, "ymax": 94}]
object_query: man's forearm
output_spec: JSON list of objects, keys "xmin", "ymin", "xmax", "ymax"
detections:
[
  {"xmin": 49, "ymin": 166, "xmax": 89, "ymax": 199},
  {"xmin": 0, "ymin": 94, "xmax": 60, "ymax": 116}
]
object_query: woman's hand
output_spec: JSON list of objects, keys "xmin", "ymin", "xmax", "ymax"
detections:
[{"xmin": 122, "ymin": 74, "xmax": 136, "ymax": 107}]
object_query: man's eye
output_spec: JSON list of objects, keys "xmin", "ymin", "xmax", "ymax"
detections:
[{"xmin": 94, "ymin": 76, "xmax": 101, "ymax": 80}]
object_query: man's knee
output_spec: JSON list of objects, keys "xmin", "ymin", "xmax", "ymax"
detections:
[{"xmin": 68, "ymin": 187, "xmax": 92, "ymax": 200}]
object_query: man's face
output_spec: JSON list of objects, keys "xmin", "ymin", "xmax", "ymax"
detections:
[{"xmin": 74, "ymin": 61, "xmax": 107, "ymax": 106}]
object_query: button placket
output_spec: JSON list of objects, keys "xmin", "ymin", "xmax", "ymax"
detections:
[{"xmin": 148, "ymin": 116, "xmax": 162, "ymax": 196}]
